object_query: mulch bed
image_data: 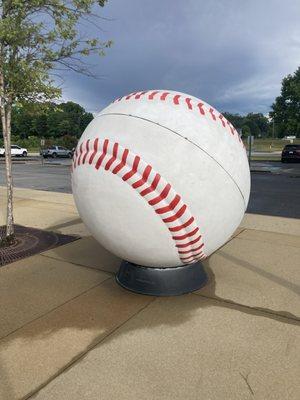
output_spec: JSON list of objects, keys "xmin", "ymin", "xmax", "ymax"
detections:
[{"xmin": 0, "ymin": 225, "xmax": 79, "ymax": 267}]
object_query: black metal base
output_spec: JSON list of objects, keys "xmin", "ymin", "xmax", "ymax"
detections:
[{"xmin": 116, "ymin": 260, "xmax": 208, "ymax": 296}]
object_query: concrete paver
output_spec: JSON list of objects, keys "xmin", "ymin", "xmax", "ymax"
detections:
[
  {"xmin": 42, "ymin": 236, "xmax": 121, "ymax": 274},
  {"xmin": 6, "ymin": 187, "xmax": 75, "ymax": 206},
  {"xmin": 0, "ymin": 255, "xmax": 109, "ymax": 339},
  {"xmin": 241, "ymin": 213, "xmax": 300, "ymax": 236},
  {"xmin": 13, "ymin": 203, "xmax": 76, "ymax": 230},
  {"xmin": 31, "ymin": 295, "xmax": 300, "ymax": 400},
  {"xmin": 14, "ymin": 198, "xmax": 77, "ymax": 215},
  {"xmin": 0, "ymin": 279, "xmax": 153, "ymax": 400},
  {"xmin": 196, "ymin": 229, "xmax": 300, "ymax": 319},
  {"xmin": 48, "ymin": 219, "xmax": 91, "ymax": 237},
  {"xmin": 237, "ymin": 228, "xmax": 300, "ymax": 248},
  {"xmin": 1, "ymin": 186, "xmax": 92, "ymax": 236}
]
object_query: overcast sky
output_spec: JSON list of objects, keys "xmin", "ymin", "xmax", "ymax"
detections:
[{"xmin": 61, "ymin": 0, "xmax": 300, "ymax": 115}]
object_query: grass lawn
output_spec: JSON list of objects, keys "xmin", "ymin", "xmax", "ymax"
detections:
[
  {"xmin": 243, "ymin": 138, "xmax": 300, "ymax": 152},
  {"xmin": 251, "ymin": 154, "xmax": 281, "ymax": 161}
]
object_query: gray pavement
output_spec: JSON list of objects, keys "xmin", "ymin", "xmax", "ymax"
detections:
[
  {"xmin": 1, "ymin": 159, "xmax": 300, "ymax": 218},
  {"xmin": 247, "ymin": 168, "xmax": 300, "ymax": 218},
  {"xmin": 0, "ymin": 160, "xmax": 72, "ymax": 193}
]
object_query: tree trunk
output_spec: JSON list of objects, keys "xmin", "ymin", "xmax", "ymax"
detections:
[
  {"xmin": 0, "ymin": 70, "xmax": 14, "ymax": 238},
  {"xmin": 4, "ymin": 104, "xmax": 14, "ymax": 237}
]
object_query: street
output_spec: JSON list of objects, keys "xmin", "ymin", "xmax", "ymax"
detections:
[{"xmin": 1, "ymin": 159, "xmax": 300, "ymax": 218}]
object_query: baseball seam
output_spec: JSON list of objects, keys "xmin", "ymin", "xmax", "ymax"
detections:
[
  {"xmin": 72, "ymin": 137, "xmax": 206, "ymax": 264},
  {"xmin": 113, "ymin": 90, "xmax": 244, "ymax": 148},
  {"xmin": 94, "ymin": 112, "xmax": 247, "ymax": 209}
]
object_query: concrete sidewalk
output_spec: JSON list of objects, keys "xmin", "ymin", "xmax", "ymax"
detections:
[{"xmin": 0, "ymin": 187, "xmax": 299, "ymax": 400}]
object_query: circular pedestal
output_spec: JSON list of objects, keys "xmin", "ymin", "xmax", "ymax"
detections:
[{"xmin": 116, "ymin": 260, "xmax": 208, "ymax": 296}]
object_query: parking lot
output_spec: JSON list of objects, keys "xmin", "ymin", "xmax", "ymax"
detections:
[{"xmin": 0, "ymin": 158, "xmax": 300, "ymax": 218}]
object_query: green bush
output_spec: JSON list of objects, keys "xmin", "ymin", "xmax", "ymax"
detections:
[
  {"xmin": 42, "ymin": 135, "xmax": 78, "ymax": 149},
  {"xmin": 0, "ymin": 135, "xmax": 78, "ymax": 151},
  {"xmin": 14, "ymin": 136, "xmax": 40, "ymax": 149},
  {"xmin": 58, "ymin": 135, "xmax": 78, "ymax": 149}
]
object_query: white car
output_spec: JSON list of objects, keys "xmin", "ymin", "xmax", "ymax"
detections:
[{"xmin": 0, "ymin": 144, "xmax": 28, "ymax": 157}]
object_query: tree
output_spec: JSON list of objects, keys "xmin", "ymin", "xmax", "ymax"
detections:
[
  {"xmin": 245, "ymin": 113, "xmax": 269, "ymax": 137},
  {"xmin": 270, "ymin": 67, "xmax": 300, "ymax": 138},
  {"xmin": 222, "ymin": 112, "xmax": 245, "ymax": 130},
  {"xmin": 244, "ymin": 119, "xmax": 261, "ymax": 137},
  {"xmin": 223, "ymin": 112, "xmax": 270, "ymax": 138},
  {"xmin": 0, "ymin": 0, "xmax": 112, "ymax": 242},
  {"xmin": 241, "ymin": 125, "xmax": 251, "ymax": 138}
]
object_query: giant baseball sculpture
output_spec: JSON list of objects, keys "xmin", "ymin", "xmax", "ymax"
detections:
[{"xmin": 72, "ymin": 90, "xmax": 250, "ymax": 295}]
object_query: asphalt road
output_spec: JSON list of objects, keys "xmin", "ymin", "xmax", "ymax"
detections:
[{"xmin": 0, "ymin": 159, "xmax": 300, "ymax": 219}]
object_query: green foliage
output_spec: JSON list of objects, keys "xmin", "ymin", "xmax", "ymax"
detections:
[
  {"xmin": 0, "ymin": 100, "xmax": 93, "ymax": 148},
  {"xmin": 270, "ymin": 67, "xmax": 300, "ymax": 138},
  {"xmin": 13, "ymin": 135, "xmax": 40, "ymax": 149},
  {"xmin": 0, "ymin": 101, "xmax": 93, "ymax": 138},
  {"xmin": 241, "ymin": 125, "xmax": 251, "ymax": 137},
  {"xmin": 0, "ymin": 0, "xmax": 111, "ymax": 238},
  {"xmin": 0, "ymin": 134, "xmax": 79, "ymax": 150},
  {"xmin": 223, "ymin": 112, "xmax": 270, "ymax": 138},
  {"xmin": 222, "ymin": 113, "xmax": 244, "ymax": 129},
  {"xmin": 0, "ymin": 0, "xmax": 112, "ymax": 104},
  {"xmin": 58, "ymin": 134, "xmax": 78, "ymax": 148}
]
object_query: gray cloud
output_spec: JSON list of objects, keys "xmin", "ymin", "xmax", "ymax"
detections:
[{"xmin": 61, "ymin": 0, "xmax": 300, "ymax": 115}]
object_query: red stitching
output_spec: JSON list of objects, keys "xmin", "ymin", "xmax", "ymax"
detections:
[
  {"xmin": 149, "ymin": 183, "xmax": 171, "ymax": 206},
  {"xmin": 95, "ymin": 139, "xmax": 108, "ymax": 170},
  {"xmin": 175, "ymin": 236, "xmax": 201, "ymax": 248},
  {"xmin": 197, "ymin": 102, "xmax": 205, "ymax": 115},
  {"xmin": 168, "ymin": 216, "xmax": 194, "ymax": 232},
  {"xmin": 111, "ymin": 91, "xmax": 244, "ymax": 147},
  {"xmin": 105, "ymin": 142, "xmax": 118, "ymax": 170},
  {"xmin": 112, "ymin": 148, "xmax": 129, "ymax": 174},
  {"xmin": 219, "ymin": 114, "xmax": 226, "ymax": 127},
  {"xmin": 209, "ymin": 108, "xmax": 216, "ymax": 121},
  {"xmin": 132, "ymin": 165, "xmax": 152, "ymax": 189},
  {"xmin": 82, "ymin": 139, "xmax": 90, "ymax": 164},
  {"xmin": 185, "ymin": 98, "xmax": 193, "ymax": 110},
  {"xmin": 162, "ymin": 204, "xmax": 187, "ymax": 223},
  {"xmin": 180, "ymin": 251, "xmax": 203, "ymax": 261},
  {"xmin": 148, "ymin": 91, "xmax": 159, "ymax": 100},
  {"xmin": 173, "ymin": 95, "xmax": 181, "ymax": 105},
  {"xmin": 122, "ymin": 155, "xmax": 140, "ymax": 181},
  {"xmin": 180, "ymin": 253, "xmax": 204, "ymax": 263},
  {"xmin": 160, "ymin": 92, "xmax": 169, "ymax": 100},
  {"xmin": 77, "ymin": 142, "xmax": 84, "ymax": 166},
  {"xmin": 125, "ymin": 92, "xmax": 137, "ymax": 100},
  {"xmin": 172, "ymin": 227, "xmax": 199, "ymax": 241},
  {"xmin": 89, "ymin": 138, "xmax": 99, "ymax": 165},
  {"xmin": 155, "ymin": 194, "xmax": 181, "ymax": 215},
  {"xmin": 135, "ymin": 91, "xmax": 147, "ymax": 99},
  {"xmin": 140, "ymin": 173, "xmax": 161, "ymax": 196},
  {"xmin": 73, "ymin": 138, "xmax": 206, "ymax": 264},
  {"xmin": 178, "ymin": 243, "xmax": 204, "ymax": 254}
]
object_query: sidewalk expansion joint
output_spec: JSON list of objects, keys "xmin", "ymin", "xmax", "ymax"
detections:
[
  {"xmin": 233, "ymin": 235, "xmax": 300, "ymax": 249},
  {"xmin": 25, "ymin": 297, "xmax": 156, "ymax": 400},
  {"xmin": 193, "ymin": 293, "xmax": 300, "ymax": 325},
  {"xmin": 40, "ymin": 253, "xmax": 116, "ymax": 275},
  {"xmin": 210, "ymin": 228, "xmax": 247, "ymax": 254}
]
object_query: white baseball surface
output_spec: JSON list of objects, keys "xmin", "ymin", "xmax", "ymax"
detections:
[{"xmin": 72, "ymin": 90, "xmax": 250, "ymax": 268}]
